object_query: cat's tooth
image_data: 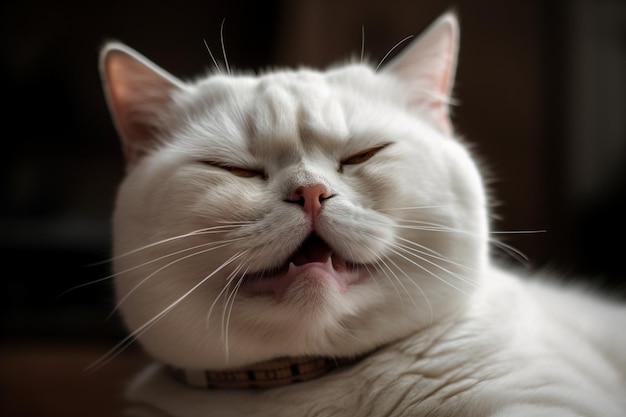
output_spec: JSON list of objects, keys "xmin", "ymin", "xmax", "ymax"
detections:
[
  {"xmin": 325, "ymin": 256, "xmax": 333, "ymax": 270},
  {"xmin": 288, "ymin": 262, "xmax": 296, "ymax": 273}
]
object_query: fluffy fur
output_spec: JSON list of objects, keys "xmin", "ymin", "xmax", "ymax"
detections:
[{"xmin": 99, "ymin": 12, "xmax": 626, "ymax": 416}]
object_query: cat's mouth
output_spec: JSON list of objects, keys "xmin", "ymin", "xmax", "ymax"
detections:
[{"xmin": 241, "ymin": 233, "xmax": 361, "ymax": 299}]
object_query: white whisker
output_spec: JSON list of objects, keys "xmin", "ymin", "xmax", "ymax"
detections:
[
  {"xmin": 488, "ymin": 230, "xmax": 545, "ymax": 265},
  {"xmin": 366, "ymin": 249, "xmax": 407, "ymax": 308},
  {"xmin": 220, "ymin": 18, "xmax": 230, "ymax": 75},
  {"xmin": 489, "ymin": 239, "xmax": 530, "ymax": 264},
  {"xmin": 100, "ymin": 225, "xmax": 243, "ymax": 264},
  {"xmin": 490, "ymin": 230, "xmax": 547, "ymax": 235},
  {"xmin": 62, "ymin": 226, "xmax": 244, "ymax": 298},
  {"xmin": 375, "ymin": 35, "xmax": 415, "ymax": 71},
  {"xmin": 379, "ymin": 205, "xmax": 459, "ymax": 212},
  {"xmin": 203, "ymin": 39, "xmax": 222, "ymax": 73},
  {"xmin": 86, "ymin": 251, "xmax": 248, "ymax": 372},
  {"xmin": 222, "ymin": 266, "xmax": 250, "ymax": 362},
  {"xmin": 386, "ymin": 246, "xmax": 472, "ymax": 296},
  {"xmin": 394, "ymin": 243, "xmax": 477, "ymax": 289},
  {"xmin": 384, "ymin": 210, "xmax": 541, "ymax": 268},
  {"xmin": 395, "ymin": 238, "xmax": 477, "ymax": 273},
  {"xmin": 395, "ymin": 235, "xmax": 443, "ymax": 257},
  {"xmin": 383, "ymin": 253, "xmax": 434, "ymax": 324},
  {"xmin": 207, "ymin": 270, "xmax": 240, "ymax": 331},
  {"xmin": 376, "ymin": 252, "xmax": 421, "ymax": 311},
  {"xmin": 362, "ymin": 234, "xmax": 431, "ymax": 318},
  {"xmin": 392, "ymin": 219, "xmax": 463, "ymax": 232},
  {"xmin": 112, "ymin": 239, "xmax": 244, "ymax": 314},
  {"xmin": 360, "ymin": 25, "xmax": 365, "ymax": 63},
  {"xmin": 113, "ymin": 237, "xmax": 246, "ymax": 278}
]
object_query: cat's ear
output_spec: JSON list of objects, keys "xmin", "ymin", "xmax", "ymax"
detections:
[
  {"xmin": 382, "ymin": 12, "xmax": 459, "ymax": 134},
  {"xmin": 100, "ymin": 42, "xmax": 185, "ymax": 166}
]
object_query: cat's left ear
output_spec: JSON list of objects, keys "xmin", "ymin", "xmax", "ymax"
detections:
[
  {"xmin": 100, "ymin": 42, "xmax": 186, "ymax": 167},
  {"xmin": 382, "ymin": 12, "xmax": 459, "ymax": 134}
]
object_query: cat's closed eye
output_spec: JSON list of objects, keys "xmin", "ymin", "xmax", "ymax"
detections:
[
  {"xmin": 339, "ymin": 143, "xmax": 392, "ymax": 173},
  {"xmin": 201, "ymin": 160, "xmax": 267, "ymax": 180}
]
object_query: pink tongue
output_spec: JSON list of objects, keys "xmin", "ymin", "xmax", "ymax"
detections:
[
  {"xmin": 290, "ymin": 234, "xmax": 333, "ymax": 265},
  {"xmin": 244, "ymin": 234, "xmax": 359, "ymax": 299}
]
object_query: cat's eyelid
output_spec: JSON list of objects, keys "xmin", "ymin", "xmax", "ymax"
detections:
[
  {"xmin": 200, "ymin": 160, "xmax": 267, "ymax": 179},
  {"xmin": 339, "ymin": 142, "xmax": 393, "ymax": 171}
]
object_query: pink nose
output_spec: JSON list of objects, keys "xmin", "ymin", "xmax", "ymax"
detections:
[{"xmin": 290, "ymin": 184, "xmax": 331, "ymax": 217}]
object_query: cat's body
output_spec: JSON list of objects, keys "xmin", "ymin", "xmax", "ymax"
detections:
[
  {"xmin": 99, "ymin": 13, "xmax": 626, "ymax": 416},
  {"xmin": 124, "ymin": 268, "xmax": 626, "ymax": 417}
]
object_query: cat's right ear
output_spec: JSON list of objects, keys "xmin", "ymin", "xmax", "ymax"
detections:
[{"xmin": 99, "ymin": 42, "xmax": 185, "ymax": 167}]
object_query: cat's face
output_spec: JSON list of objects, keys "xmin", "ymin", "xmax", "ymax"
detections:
[{"xmin": 102, "ymin": 13, "xmax": 488, "ymax": 369}]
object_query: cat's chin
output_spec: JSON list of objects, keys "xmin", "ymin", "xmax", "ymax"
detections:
[{"xmin": 240, "ymin": 233, "xmax": 363, "ymax": 300}]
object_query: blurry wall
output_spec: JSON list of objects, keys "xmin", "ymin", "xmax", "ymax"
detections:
[{"xmin": 1, "ymin": 0, "xmax": 625, "ymax": 415}]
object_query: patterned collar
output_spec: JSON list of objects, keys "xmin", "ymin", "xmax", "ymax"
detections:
[{"xmin": 167, "ymin": 355, "xmax": 364, "ymax": 389}]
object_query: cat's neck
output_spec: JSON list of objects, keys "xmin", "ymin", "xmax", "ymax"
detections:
[{"xmin": 167, "ymin": 354, "xmax": 368, "ymax": 389}]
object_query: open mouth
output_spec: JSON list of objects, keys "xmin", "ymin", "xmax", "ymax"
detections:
[{"xmin": 242, "ymin": 233, "xmax": 361, "ymax": 299}]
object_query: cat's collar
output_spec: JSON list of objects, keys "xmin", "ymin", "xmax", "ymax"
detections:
[{"xmin": 167, "ymin": 355, "xmax": 364, "ymax": 390}]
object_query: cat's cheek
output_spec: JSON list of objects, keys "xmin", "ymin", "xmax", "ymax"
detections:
[
  {"xmin": 317, "ymin": 205, "xmax": 396, "ymax": 265},
  {"xmin": 186, "ymin": 176, "xmax": 268, "ymax": 221}
]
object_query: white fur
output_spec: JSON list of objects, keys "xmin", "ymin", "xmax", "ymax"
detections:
[
  {"xmin": 124, "ymin": 268, "xmax": 626, "ymax": 417},
  {"xmin": 100, "ymin": 12, "xmax": 626, "ymax": 417}
]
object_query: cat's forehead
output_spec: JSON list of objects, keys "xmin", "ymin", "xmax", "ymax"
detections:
[
  {"xmin": 185, "ymin": 65, "xmax": 386, "ymax": 157},
  {"xmin": 249, "ymin": 71, "xmax": 350, "ymax": 150}
]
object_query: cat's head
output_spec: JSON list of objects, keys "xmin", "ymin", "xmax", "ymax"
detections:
[{"xmin": 100, "ymin": 12, "xmax": 488, "ymax": 369}]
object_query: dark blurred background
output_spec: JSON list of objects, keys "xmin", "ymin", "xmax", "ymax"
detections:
[{"xmin": 1, "ymin": 0, "xmax": 625, "ymax": 416}]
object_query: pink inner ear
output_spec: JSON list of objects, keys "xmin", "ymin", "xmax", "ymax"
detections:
[
  {"xmin": 381, "ymin": 13, "xmax": 459, "ymax": 134},
  {"xmin": 120, "ymin": 121, "xmax": 158, "ymax": 162},
  {"xmin": 430, "ymin": 100, "xmax": 452, "ymax": 135},
  {"xmin": 101, "ymin": 45, "xmax": 183, "ymax": 166}
]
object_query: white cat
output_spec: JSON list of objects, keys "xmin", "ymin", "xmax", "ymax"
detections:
[{"xmin": 99, "ymin": 12, "xmax": 626, "ymax": 417}]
